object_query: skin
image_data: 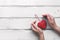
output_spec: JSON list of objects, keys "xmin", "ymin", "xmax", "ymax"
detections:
[
  {"xmin": 31, "ymin": 21, "xmax": 44, "ymax": 40},
  {"xmin": 42, "ymin": 14, "xmax": 60, "ymax": 34},
  {"xmin": 31, "ymin": 14, "xmax": 60, "ymax": 40}
]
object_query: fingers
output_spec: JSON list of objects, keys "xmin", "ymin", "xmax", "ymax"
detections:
[
  {"xmin": 31, "ymin": 20, "xmax": 43, "ymax": 34},
  {"xmin": 47, "ymin": 16, "xmax": 51, "ymax": 22},
  {"xmin": 31, "ymin": 20, "xmax": 40, "ymax": 30},
  {"xmin": 42, "ymin": 14, "xmax": 53, "ymax": 22},
  {"xmin": 31, "ymin": 23, "xmax": 38, "ymax": 30},
  {"xmin": 47, "ymin": 14, "xmax": 54, "ymax": 23},
  {"xmin": 48, "ymin": 14, "xmax": 54, "ymax": 20},
  {"xmin": 31, "ymin": 21, "xmax": 37, "ymax": 29},
  {"xmin": 42, "ymin": 14, "xmax": 49, "ymax": 19},
  {"xmin": 42, "ymin": 14, "xmax": 49, "ymax": 18},
  {"xmin": 31, "ymin": 21, "xmax": 38, "ymax": 32},
  {"xmin": 31, "ymin": 22, "xmax": 42, "ymax": 33},
  {"xmin": 31, "ymin": 25, "xmax": 37, "ymax": 32},
  {"xmin": 31, "ymin": 21, "xmax": 42, "ymax": 31},
  {"xmin": 33, "ymin": 20, "xmax": 36, "ymax": 24}
]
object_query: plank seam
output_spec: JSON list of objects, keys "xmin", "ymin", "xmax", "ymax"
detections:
[
  {"xmin": 0, "ymin": 17, "xmax": 59, "ymax": 19},
  {"xmin": 0, "ymin": 5, "xmax": 60, "ymax": 7}
]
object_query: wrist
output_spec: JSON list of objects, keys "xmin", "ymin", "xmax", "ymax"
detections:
[
  {"xmin": 53, "ymin": 24, "xmax": 58, "ymax": 30},
  {"xmin": 39, "ymin": 32, "xmax": 44, "ymax": 36},
  {"xmin": 39, "ymin": 33, "xmax": 44, "ymax": 39}
]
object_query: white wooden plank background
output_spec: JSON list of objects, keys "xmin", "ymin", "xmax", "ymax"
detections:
[
  {"xmin": 0, "ymin": 0, "xmax": 60, "ymax": 40},
  {"xmin": 0, "ymin": 7, "xmax": 60, "ymax": 17},
  {"xmin": 0, "ymin": 18, "xmax": 59, "ymax": 29},
  {"xmin": 0, "ymin": 0, "xmax": 60, "ymax": 5},
  {"xmin": 0, "ymin": 30, "xmax": 59, "ymax": 40}
]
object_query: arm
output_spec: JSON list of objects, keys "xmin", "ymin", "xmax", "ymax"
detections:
[
  {"xmin": 43, "ymin": 14, "xmax": 60, "ymax": 34},
  {"xmin": 31, "ymin": 21, "xmax": 44, "ymax": 40},
  {"xmin": 39, "ymin": 33, "xmax": 44, "ymax": 40},
  {"xmin": 53, "ymin": 25, "xmax": 60, "ymax": 33}
]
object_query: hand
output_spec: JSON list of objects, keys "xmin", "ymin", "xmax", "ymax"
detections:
[
  {"xmin": 31, "ymin": 20, "xmax": 43, "ymax": 35},
  {"xmin": 42, "ymin": 14, "xmax": 57, "ymax": 29},
  {"xmin": 31, "ymin": 21, "xmax": 44, "ymax": 40}
]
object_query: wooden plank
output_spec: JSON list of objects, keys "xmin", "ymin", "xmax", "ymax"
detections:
[
  {"xmin": 0, "ymin": 7, "xmax": 60, "ymax": 17},
  {"xmin": 0, "ymin": 18, "xmax": 59, "ymax": 29},
  {"xmin": 44, "ymin": 30, "xmax": 60, "ymax": 40},
  {"xmin": 0, "ymin": 30, "xmax": 38, "ymax": 40},
  {"xmin": 0, "ymin": 30, "xmax": 59, "ymax": 40},
  {"xmin": 0, "ymin": 0, "xmax": 60, "ymax": 5}
]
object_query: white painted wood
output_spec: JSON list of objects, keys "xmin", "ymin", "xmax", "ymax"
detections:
[
  {"xmin": 44, "ymin": 30, "xmax": 60, "ymax": 40},
  {"xmin": 0, "ymin": 30, "xmax": 59, "ymax": 40},
  {"xmin": 0, "ymin": 30, "xmax": 38, "ymax": 40},
  {"xmin": 0, "ymin": 0, "xmax": 60, "ymax": 40},
  {"xmin": 0, "ymin": 7, "xmax": 60, "ymax": 17},
  {"xmin": 0, "ymin": 18, "xmax": 59, "ymax": 29},
  {"xmin": 0, "ymin": 0, "xmax": 60, "ymax": 5}
]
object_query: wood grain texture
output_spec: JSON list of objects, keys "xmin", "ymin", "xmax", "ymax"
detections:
[
  {"xmin": 0, "ymin": 0, "xmax": 60, "ymax": 5},
  {"xmin": 0, "ymin": 30, "xmax": 59, "ymax": 40},
  {"xmin": 0, "ymin": 7, "xmax": 60, "ymax": 17},
  {"xmin": 0, "ymin": 0, "xmax": 60, "ymax": 40},
  {"xmin": 0, "ymin": 18, "xmax": 59, "ymax": 29}
]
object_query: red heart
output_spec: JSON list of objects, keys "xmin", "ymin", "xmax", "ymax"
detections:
[{"xmin": 37, "ymin": 20, "xmax": 47, "ymax": 29}]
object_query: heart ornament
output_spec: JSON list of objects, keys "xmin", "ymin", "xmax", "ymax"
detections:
[
  {"xmin": 35, "ymin": 14, "xmax": 47, "ymax": 29},
  {"xmin": 37, "ymin": 20, "xmax": 47, "ymax": 29}
]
